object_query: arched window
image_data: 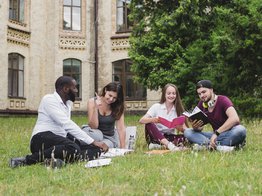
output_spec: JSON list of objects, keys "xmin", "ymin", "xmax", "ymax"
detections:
[
  {"xmin": 63, "ymin": 0, "xmax": 81, "ymax": 31},
  {"xmin": 116, "ymin": 0, "xmax": 133, "ymax": 32},
  {"xmin": 63, "ymin": 58, "xmax": 82, "ymax": 99},
  {"xmin": 113, "ymin": 59, "xmax": 146, "ymax": 100},
  {"xmin": 8, "ymin": 53, "xmax": 24, "ymax": 98}
]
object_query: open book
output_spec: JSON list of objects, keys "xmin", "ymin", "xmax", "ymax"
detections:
[
  {"xmin": 100, "ymin": 148, "xmax": 134, "ymax": 158},
  {"xmin": 183, "ymin": 106, "xmax": 209, "ymax": 125},
  {"xmin": 158, "ymin": 116, "xmax": 185, "ymax": 128},
  {"xmin": 85, "ymin": 158, "xmax": 112, "ymax": 168}
]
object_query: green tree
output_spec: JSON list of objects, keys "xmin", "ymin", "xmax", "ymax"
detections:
[{"xmin": 129, "ymin": 0, "xmax": 262, "ymax": 109}]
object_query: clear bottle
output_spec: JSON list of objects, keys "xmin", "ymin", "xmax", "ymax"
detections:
[{"xmin": 128, "ymin": 135, "xmax": 135, "ymax": 150}]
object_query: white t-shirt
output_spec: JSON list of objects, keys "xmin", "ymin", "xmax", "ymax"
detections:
[
  {"xmin": 146, "ymin": 103, "xmax": 178, "ymax": 133},
  {"xmin": 31, "ymin": 92, "xmax": 94, "ymax": 144}
]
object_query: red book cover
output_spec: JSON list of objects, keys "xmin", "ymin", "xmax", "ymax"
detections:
[{"xmin": 158, "ymin": 116, "xmax": 185, "ymax": 128}]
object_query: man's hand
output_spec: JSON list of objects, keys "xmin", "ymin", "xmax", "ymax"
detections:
[
  {"xmin": 92, "ymin": 141, "xmax": 109, "ymax": 152},
  {"xmin": 209, "ymin": 134, "xmax": 217, "ymax": 148},
  {"xmin": 191, "ymin": 119, "xmax": 204, "ymax": 131}
]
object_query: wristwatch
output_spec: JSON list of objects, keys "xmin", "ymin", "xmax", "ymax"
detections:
[{"xmin": 214, "ymin": 130, "xmax": 220, "ymax": 136}]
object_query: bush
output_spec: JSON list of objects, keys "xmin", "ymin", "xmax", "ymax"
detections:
[{"xmin": 233, "ymin": 97, "xmax": 262, "ymax": 118}]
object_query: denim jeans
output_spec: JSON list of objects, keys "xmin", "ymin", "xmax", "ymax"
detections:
[{"xmin": 184, "ymin": 125, "xmax": 246, "ymax": 146}]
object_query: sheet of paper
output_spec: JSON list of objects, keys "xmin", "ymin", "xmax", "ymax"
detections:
[{"xmin": 85, "ymin": 158, "xmax": 112, "ymax": 168}]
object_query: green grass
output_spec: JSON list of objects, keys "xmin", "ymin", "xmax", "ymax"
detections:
[{"xmin": 0, "ymin": 115, "xmax": 261, "ymax": 195}]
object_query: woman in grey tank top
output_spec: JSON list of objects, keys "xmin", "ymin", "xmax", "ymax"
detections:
[{"xmin": 83, "ymin": 82, "xmax": 126, "ymax": 149}]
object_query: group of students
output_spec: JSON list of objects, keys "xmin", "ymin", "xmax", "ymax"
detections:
[
  {"xmin": 10, "ymin": 76, "xmax": 246, "ymax": 168},
  {"xmin": 141, "ymin": 81, "xmax": 246, "ymax": 151}
]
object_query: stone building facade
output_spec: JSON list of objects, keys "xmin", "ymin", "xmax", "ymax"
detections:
[{"xmin": 0, "ymin": 0, "xmax": 160, "ymax": 114}]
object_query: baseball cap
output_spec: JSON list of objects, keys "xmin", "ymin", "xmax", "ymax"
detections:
[{"xmin": 196, "ymin": 80, "xmax": 213, "ymax": 89}]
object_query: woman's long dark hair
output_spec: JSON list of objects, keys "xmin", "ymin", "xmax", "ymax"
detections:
[
  {"xmin": 100, "ymin": 82, "xmax": 125, "ymax": 120},
  {"xmin": 159, "ymin": 83, "xmax": 185, "ymax": 116}
]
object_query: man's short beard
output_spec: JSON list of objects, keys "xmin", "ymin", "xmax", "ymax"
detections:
[{"xmin": 68, "ymin": 89, "xmax": 76, "ymax": 102}]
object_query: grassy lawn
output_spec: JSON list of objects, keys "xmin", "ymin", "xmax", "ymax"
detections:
[{"xmin": 0, "ymin": 115, "xmax": 261, "ymax": 195}]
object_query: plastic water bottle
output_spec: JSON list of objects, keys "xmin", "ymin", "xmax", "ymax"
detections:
[{"xmin": 128, "ymin": 135, "xmax": 135, "ymax": 150}]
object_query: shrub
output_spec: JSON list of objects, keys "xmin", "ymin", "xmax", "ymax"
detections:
[{"xmin": 233, "ymin": 97, "xmax": 262, "ymax": 118}]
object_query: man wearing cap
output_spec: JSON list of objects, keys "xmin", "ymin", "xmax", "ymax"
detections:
[{"xmin": 184, "ymin": 80, "xmax": 246, "ymax": 151}]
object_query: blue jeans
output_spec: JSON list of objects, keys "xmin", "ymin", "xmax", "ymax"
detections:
[{"xmin": 184, "ymin": 125, "xmax": 246, "ymax": 146}]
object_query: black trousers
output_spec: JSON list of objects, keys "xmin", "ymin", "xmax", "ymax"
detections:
[{"xmin": 25, "ymin": 131, "xmax": 101, "ymax": 165}]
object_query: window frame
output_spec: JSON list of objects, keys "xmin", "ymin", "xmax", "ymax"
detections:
[
  {"xmin": 63, "ymin": 58, "xmax": 82, "ymax": 100},
  {"xmin": 9, "ymin": 0, "xmax": 24, "ymax": 22},
  {"xmin": 8, "ymin": 53, "xmax": 25, "ymax": 98},
  {"xmin": 63, "ymin": 0, "xmax": 82, "ymax": 31},
  {"xmin": 116, "ymin": 0, "xmax": 133, "ymax": 33},
  {"xmin": 112, "ymin": 59, "xmax": 146, "ymax": 101}
]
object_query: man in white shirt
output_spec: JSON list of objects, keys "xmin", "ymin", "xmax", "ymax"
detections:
[{"xmin": 10, "ymin": 76, "xmax": 108, "ymax": 168}]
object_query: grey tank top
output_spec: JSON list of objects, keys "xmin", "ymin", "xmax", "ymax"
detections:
[{"xmin": 98, "ymin": 111, "xmax": 115, "ymax": 136}]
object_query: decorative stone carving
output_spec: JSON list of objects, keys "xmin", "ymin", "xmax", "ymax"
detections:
[
  {"xmin": 73, "ymin": 102, "xmax": 81, "ymax": 109},
  {"xmin": 111, "ymin": 37, "xmax": 130, "ymax": 51},
  {"xmin": 126, "ymin": 101, "xmax": 147, "ymax": 110},
  {"xmin": 7, "ymin": 27, "xmax": 30, "ymax": 47},
  {"xmin": 9, "ymin": 19, "xmax": 27, "ymax": 27},
  {"xmin": 59, "ymin": 35, "xmax": 86, "ymax": 50},
  {"xmin": 9, "ymin": 99, "xmax": 26, "ymax": 109}
]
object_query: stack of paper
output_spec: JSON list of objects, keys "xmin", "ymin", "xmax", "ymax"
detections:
[{"xmin": 85, "ymin": 148, "xmax": 134, "ymax": 168}]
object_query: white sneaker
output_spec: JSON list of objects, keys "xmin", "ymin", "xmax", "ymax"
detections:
[
  {"xmin": 148, "ymin": 143, "xmax": 162, "ymax": 150},
  {"xmin": 216, "ymin": 145, "xmax": 235, "ymax": 152},
  {"xmin": 167, "ymin": 142, "xmax": 181, "ymax": 151}
]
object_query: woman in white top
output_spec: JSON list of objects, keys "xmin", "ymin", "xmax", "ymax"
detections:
[{"xmin": 139, "ymin": 83, "xmax": 188, "ymax": 151}]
